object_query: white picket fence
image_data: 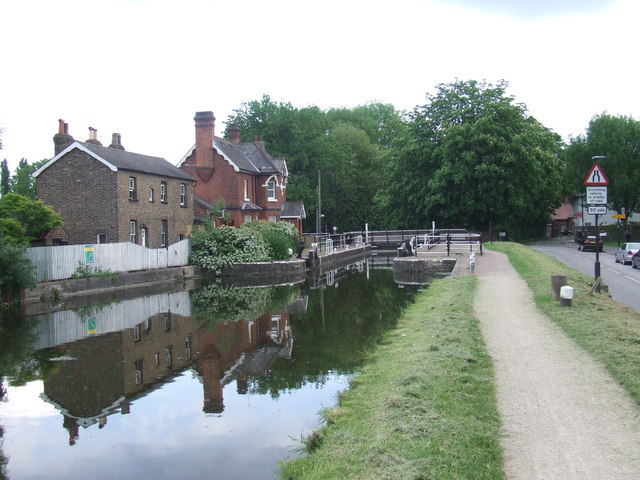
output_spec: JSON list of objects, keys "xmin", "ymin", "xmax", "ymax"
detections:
[{"xmin": 27, "ymin": 239, "xmax": 191, "ymax": 282}]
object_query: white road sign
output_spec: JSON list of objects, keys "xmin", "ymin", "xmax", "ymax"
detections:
[
  {"xmin": 588, "ymin": 206, "xmax": 607, "ymax": 215},
  {"xmin": 586, "ymin": 186, "xmax": 607, "ymax": 205}
]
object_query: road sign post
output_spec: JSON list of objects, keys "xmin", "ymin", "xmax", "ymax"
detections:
[{"xmin": 584, "ymin": 160, "xmax": 609, "ymax": 289}]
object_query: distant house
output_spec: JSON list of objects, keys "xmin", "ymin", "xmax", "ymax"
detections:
[
  {"xmin": 178, "ymin": 111, "xmax": 304, "ymax": 232},
  {"xmin": 34, "ymin": 120, "xmax": 196, "ymax": 248},
  {"xmin": 548, "ymin": 199, "xmax": 575, "ymax": 237}
]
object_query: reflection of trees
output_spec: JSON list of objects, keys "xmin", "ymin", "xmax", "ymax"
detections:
[
  {"xmin": 247, "ymin": 270, "xmax": 414, "ymax": 397},
  {"xmin": 191, "ymin": 282, "xmax": 301, "ymax": 325},
  {"xmin": 1, "ymin": 378, "xmax": 8, "ymax": 480}
]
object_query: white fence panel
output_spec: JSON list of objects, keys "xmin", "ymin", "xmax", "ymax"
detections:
[{"xmin": 27, "ymin": 240, "xmax": 191, "ymax": 282}]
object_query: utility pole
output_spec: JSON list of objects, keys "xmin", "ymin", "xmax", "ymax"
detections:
[{"xmin": 316, "ymin": 169, "xmax": 321, "ymax": 234}]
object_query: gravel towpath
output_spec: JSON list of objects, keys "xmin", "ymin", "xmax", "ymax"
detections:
[{"xmin": 473, "ymin": 249, "xmax": 640, "ymax": 480}]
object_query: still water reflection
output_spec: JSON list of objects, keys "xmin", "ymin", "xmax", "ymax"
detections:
[{"xmin": 0, "ymin": 258, "xmax": 426, "ymax": 480}]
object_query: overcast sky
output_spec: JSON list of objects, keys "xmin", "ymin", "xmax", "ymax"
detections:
[{"xmin": 0, "ymin": 0, "xmax": 636, "ymax": 174}]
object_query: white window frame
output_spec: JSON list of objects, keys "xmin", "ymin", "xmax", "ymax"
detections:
[
  {"xmin": 128, "ymin": 176, "xmax": 137, "ymax": 200},
  {"xmin": 180, "ymin": 183, "xmax": 186, "ymax": 206},
  {"xmin": 244, "ymin": 215, "xmax": 252, "ymax": 223},
  {"xmin": 243, "ymin": 179, "xmax": 249, "ymax": 201},
  {"xmin": 268, "ymin": 216, "xmax": 277, "ymax": 222},
  {"xmin": 129, "ymin": 220, "xmax": 137, "ymax": 243},
  {"xmin": 141, "ymin": 227, "xmax": 148, "ymax": 247},
  {"xmin": 267, "ymin": 180, "xmax": 277, "ymax": 201},
  {"xmin": 160, "ymin": 182, "xmax": 167, "ymax": 203},
  {"xmin": 149, "ymin": 188, "xmax": 154, "ymax": 202}
]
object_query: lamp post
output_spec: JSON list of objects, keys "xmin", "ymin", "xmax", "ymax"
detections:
[{"xmin": 591, "ymin": 155, "xmax": 606, "ymax": 286}]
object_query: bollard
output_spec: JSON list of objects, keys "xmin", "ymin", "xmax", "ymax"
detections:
[
  {"xmin": 551, "ymin": 275, "xmax": 567, "ymax": 301},
  {"xmin": 469, "ymin": 252, "xmax": 475, "ymax": 273},
  {"xmin": 559, "ymin": 285, "xmax": 573, "ymax": 307}
]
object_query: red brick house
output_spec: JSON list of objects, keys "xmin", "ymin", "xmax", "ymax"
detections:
[
  {"xmin": 178, "ymin": 111, "xmax": 304, "ymax": 232},
  {"xmin": 34, "ymin": 120, "xmax": 196, "ymax": 248}
]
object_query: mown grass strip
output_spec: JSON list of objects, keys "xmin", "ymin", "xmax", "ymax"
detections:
[
  {"xmin": 280, "ymin": 275, "xmax": 504, "ymax": 480},
  {"xmin": 488, "ymin": 242, "xmax": 640, "ymax": 405}
]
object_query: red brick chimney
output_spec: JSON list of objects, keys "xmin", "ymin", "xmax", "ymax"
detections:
[
  {"xmin": 53, "ymin": 119, "xmax": 74, "ymax": 155},
  {"xmin": 194, "ymin": 111, "xmax": 215, "ymax": 167},
  {"xmin": 229, "ymin": 124, "xmax": 241, "ymax": 144}
]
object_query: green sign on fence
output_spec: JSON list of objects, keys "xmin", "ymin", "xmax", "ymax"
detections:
[{"xmin": 84, "ymin": 244, "xmax": 95, "ymax": 263}]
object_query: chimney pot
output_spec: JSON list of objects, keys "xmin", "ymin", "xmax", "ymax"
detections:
[
  {"xmin": 86, "ymin": 127, "xmax": 102, "ymax": 146},
  {"xmin": 109, "ymin": 133, "xmax": 125, "ymax": 150},
  {"xmin": 53, "ymin": 118, "xmax": 75, "ymax": 155}
]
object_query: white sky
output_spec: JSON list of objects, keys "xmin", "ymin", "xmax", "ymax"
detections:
[{"xmin": 0, "ymin": 0, "xmax": 637, "ymax": 174}]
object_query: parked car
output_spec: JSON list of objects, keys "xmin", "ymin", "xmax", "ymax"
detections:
[
  {"xmin": 577, "ymin": 235, "xmax": 603, "ymax": 252},
  {"xmin": 615, "ymin": 242, "xmax": 640, "ymax": 264},
  {"xmin": 632, "ymin": 250, "xmax": 640, "ymax": 268}
]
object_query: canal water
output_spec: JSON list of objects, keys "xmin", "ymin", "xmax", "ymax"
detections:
[{"xmin": 0, "ymin": 256, "xmax": 437, "ymax": 480}]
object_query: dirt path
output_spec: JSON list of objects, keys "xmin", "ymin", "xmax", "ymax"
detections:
[{"xmin": 473, "ymin": 250, "xmax": 640, "ymax": 480}]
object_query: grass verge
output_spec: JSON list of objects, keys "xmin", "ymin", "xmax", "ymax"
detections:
[
  {"xmin": 488, "ymin": 242, "xmax": 640, "ymax": 405},
  {"xmin": 279, "ymin": 275, "xmax": 504, "ymax": 480}
]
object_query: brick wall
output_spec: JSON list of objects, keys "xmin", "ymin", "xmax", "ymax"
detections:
[
  {"xmin": 37, "ymin": 150, "xmax": 118, "ymax": 244},
  {"xmin": 37, "ymin": 149, "xmax": 194, "ymax": 247},
  {"xmin": 116, "ymin": 171, "xmax": 194, "ymax": 248}
]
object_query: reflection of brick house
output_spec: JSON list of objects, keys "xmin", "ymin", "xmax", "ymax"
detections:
[
  {"xmin": 34, "ymin": 120, "xmax": 195, "ymax": 247},
  {"xmin": 178, "ymin": 111, "xmax": 304, "ymax": 231}
]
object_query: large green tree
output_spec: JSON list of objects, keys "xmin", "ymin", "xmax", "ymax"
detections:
[
  {"xmin": 0, "ymin": 193, "xmax": 62, "ymax": 245},
  {"xmin": 565, "ymin": 114, "xmax": 640, "ymax": 222},
  {"xmin": 382, "ymin": 80, "xmax": 564, "ymax": 238},
  {"xmin": 0, "ymin": 159, "xmax": 9, "ymax": 196},
  {"xmin": 8, "ymin": 158, "xmax": 47, "ymax": 200},
  {"xmin": 226, "ymin": 95, "xmax": 399, "ymax": 232}
]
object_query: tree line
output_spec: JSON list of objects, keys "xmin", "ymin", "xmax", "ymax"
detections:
[
  {"xmin": 226, "ymin": 80, "xmax": 640, "ymax": 239},
  {"xmin": 2, "ymin": 78, "xmax": 640, "ymax": 304}
]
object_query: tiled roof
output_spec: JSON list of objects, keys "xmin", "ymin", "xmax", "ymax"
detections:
[
  {"xmin": 281, "ymin": 201, "xmax": 306, "ymax": 219},
  {"xmin": 81, "ymin": 142, "xmax": 195, "ymax": 181},
  {"xmin": 179, "ymin": 138, "xmax": 287, "ymax": 176},
  {"xmin": 35, "ymin": 141, "xmax": 195, "ymax": 182}
]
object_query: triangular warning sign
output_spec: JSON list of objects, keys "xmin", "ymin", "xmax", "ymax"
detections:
[{"xmin": 584, "ymin": 163, "xmax": 609, "ymax": 186}]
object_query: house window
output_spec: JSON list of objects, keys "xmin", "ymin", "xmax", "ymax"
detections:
[
  {"xmin": 244, "ymin": 215, "xmax": 252, "ymax": 223},
  {"xmin": 268, "ymin": 216, "xmax": 277, "ymax": 222},
  {"xmin": 165, "ymin": 346, "xmax": 173, "ymax": 368},
  {"xmin": 134, "ymin": 359, "xmax": 143, "ymax": 384},
  {"xmin": 141, "ymin": 227, "xmax": 148, "ymax": 247},
  {"xmin": 180, "ymin": 183, "xmax": 187, "ymax": 206},
  {"xmin": 149, "ymin": 188, "xmax": 154, "ymax": 202},
  {"xmin": 160, "ymin": 182, "xmax": 167, "ymax": 203},
  {"xmin": 161, "ymin": 220, "xmax": 168, "ymax": 247},
  {"xmin": 185, "ymin": 336, "xmax": 192, "ymax": 359},
  {"xmin": 97, "ymin": 233, "xmax": 107, "ymax": 244},
  {"xmin": 133, "ymin": 325, "xmax": 141, "ymax": 342},
  {"xmin": 243, "ymin": 179, "xmax": 249, "ymax": 201},
  {"xmin": 267, "ymin": 180, "xmax": 276, "ymax": 201},
  {"xmin": 129, "ymin": 220, "xmax": 137, "ymax": 243},
  {"xmin": 154, "ymin": 353, "xmax": 160, "ymax": 367},
  {"xmin": 128, "ymin": 177, "xmax": 137, "ymax": 201},
  {"xmin": 164, "ymin": 312, "xmax": 172, "ymax": 331}
]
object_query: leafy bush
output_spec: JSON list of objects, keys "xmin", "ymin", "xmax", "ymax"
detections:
[
  {"xmin": 0, "ymin": 235, "xmax": 36, "ymax": 306},
  {"xmin": 244, "ymin": 221, "xmax": 298, "ymax": 260},
  {"xmin": 70, "ymin": 261, "xmax": 117, "ymax": 279},
  {"xmin": 190, "ymin": 223, "xmax": 269, "ymax": 274}
]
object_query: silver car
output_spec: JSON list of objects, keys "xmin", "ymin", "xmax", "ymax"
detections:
[{"xmin": 614, "ymin": 242, "xmax": 640, "ymax": 264}]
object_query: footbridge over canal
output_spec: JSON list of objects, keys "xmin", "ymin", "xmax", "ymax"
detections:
[{"xmin": 306, "ymin": 229, "xmax": 483, "ymax": 256}]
